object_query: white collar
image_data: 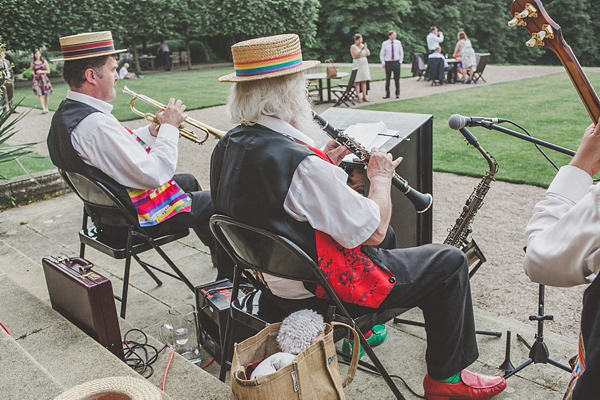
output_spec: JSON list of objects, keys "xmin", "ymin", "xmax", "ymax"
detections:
[
  {"xmin": 257, "ymin": 115, "xmax": 315, "ymax": 147},
  {"xmin": 67, "ymin": 90, "xmax": 114, "ymax": 115}
]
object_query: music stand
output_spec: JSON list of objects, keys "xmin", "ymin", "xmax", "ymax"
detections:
[{"xmin": 502, "ymin": 284, "xmax": 572, "ymax": 378}]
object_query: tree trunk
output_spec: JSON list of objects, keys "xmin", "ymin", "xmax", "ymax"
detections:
[
  {"xmin": 132, "ymin": 43, "xmax": 141, "ymax": 74},
  {"xmin": 186, "ymin": 39, "xmax": 192, "ymax": 70}
]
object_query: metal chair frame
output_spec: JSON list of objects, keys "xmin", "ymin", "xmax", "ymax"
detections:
[
  {"xmin": 331, "ymin": 68, "xmax": 358, "ymax": 107},
  {"xmin": 209, "ymin": 214, "xmax": 405, "ymax": 399},
  {"xmin": 61, "ymin": 170, "xmax": 194, "ymax": 318}
]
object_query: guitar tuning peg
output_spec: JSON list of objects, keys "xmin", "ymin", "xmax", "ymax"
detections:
[
  {"xmin": 508, "ymin": 16, "xmax": 520, "ymax": 26},
  {"xmin": 525, "ymin": 24, "xmax": 555, "ymax": 47},
  {"xmin": 508, "ymin": 3, "xmax": 538, "ymax": 27},
  {"xmin": 525, "ymin": 36, "xmax": 538, "ymax": 47}
]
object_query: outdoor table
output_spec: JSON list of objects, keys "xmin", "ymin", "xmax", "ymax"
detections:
[
  {"xmin": 138, "ymin": 55, "xmax": 156, "ymax": 70},
  {"xmin": 305, "ymin": 72, "xmax": 349, "ymax": 103},
  {"xmin": 446, "ymin": 58, "xmax": 460, "ymax": 83}
]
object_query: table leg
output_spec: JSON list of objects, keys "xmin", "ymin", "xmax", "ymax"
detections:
[
  {"xmin": 326, "ymin": 79, "xmax": 332, "ymax": 102},
  {"xmin": 318, "ymin": 80, "xmax": 324, "ymax": 103}
]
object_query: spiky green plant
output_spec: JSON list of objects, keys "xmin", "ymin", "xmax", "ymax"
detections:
[{"xmin": 0, "ymin": 102, "xmax": 35, "ymax": 179}]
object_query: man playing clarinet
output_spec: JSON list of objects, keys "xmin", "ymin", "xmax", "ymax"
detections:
[{"xmin": 211, "ymin": 33, "xmax": 506, "ymax": 399}]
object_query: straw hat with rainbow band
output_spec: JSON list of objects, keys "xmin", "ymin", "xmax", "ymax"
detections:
[
  {"xmin": 52, "ymin": 31, "xmax": 126, "ymax": 62},
  {"xmin": 219, "ymin": 34, "xmax": 320, "ymax": 82}
]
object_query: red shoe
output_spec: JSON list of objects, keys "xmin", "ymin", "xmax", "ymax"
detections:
[{"xmin": 423, "ymin": 370, "xmax": 506, "ymax": 399}]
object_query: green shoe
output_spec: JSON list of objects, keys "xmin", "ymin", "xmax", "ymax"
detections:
[{"xmin": 341, "ymin": 325, "xmax": 388, "ymax": 358}]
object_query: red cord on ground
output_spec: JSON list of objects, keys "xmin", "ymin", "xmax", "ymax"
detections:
[
  {"xmin": 162, "ymin": 348, "xmax": 176, "ymax": 392},
  {"xmin": 201, "ymin": 357, "xmax": 215, "ymax": 369},
  {"xmin": 0, "ymin": 322, "xmax": 12, "ymax": 337}
]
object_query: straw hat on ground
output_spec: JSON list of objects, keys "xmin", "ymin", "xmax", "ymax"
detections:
[
  {"xmin": 54, "ymin": 376, "xmax": 164, "ymax": 400},
  {"xmin": 52, "ymin": 31, "xmax": 126, "ymax": 62},
  {"xmin": 219, "ymin": 34, "xmax": 320, "ymax": 82}
]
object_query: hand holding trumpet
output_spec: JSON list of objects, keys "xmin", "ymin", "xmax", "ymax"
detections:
[{"xmin": 149, "ymin": 98, "xmax": 187, "ymax": 137}]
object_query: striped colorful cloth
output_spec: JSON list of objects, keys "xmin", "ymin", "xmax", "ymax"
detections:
[
  {"xmin": 234, "ymin": 51, "xmax": 303, "ymax": 77},
  {"xmin": 125, "ymin": 128, "xmax": 191, "ymax": 227}
]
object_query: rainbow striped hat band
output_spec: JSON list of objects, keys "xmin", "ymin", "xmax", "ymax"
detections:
[
  {"xmin": 52, "ymin": 31, "xmax": 126, "ymax": 62},
  {"xmin": 219, "ymin": 34, "xmax": 320, "ymax": 82}
]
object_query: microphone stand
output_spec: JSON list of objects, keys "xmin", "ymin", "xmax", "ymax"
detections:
[
  {"xmin": 472, "ymin": 121, "xmax": 575, "ymax": 157},
  {"xmin": 463, "ymin": 121, "xmax": 574, "ymax": 379}
]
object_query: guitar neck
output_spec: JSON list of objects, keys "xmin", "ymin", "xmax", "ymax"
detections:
[{"xmin": 549, "ymin": 36, "xmax": 600, "ymax": 122}]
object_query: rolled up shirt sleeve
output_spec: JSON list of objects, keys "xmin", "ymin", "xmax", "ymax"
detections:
[
  {"xmin": 284, "ymin": 155, "xmax": 380, "ymax": 248},
  {"xmin": 72, "ymin": 113, "xmax": 180, "ymax": 190},
  {"xmin": 524, "ymin": 165, "xmax": 600, "ymax": 286}
]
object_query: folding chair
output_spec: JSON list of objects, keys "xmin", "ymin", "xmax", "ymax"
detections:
[
  {"xmin": 425, "ymin": 58, "xmax": 445, "ymax": 85},
  {"xmin": 60, "ymin": 170, "xmax": 194, "ymax": 318},
  {"xmin": 412, "ymin": 53, "xmax": 427, "ymax": 81},
  {"xmin": 472, "ymin": 53, "xmax": 490, "ymax": 83},
  {"xmin": 209, "ymin": 214, "xmax": 406, "ymax": 399},
  {"xmin": 331, "ymin": 68, "xmax": 358, "ymax": 107}
]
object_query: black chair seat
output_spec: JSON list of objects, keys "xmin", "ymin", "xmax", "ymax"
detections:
[{"xmin": 79, "ymin": 226, "xmax": 188, "ymax": 259}]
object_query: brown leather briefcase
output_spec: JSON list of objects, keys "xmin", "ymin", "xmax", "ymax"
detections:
[{"xmin": 42, "ymin": 254, "xmax": 123, "ymax": 359}]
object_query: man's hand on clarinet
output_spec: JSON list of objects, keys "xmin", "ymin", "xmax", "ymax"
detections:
[
  {"xmin": 367, "ymin": 148, "xmax": 403, "ymax": 182},
  {"xmin": 323, "ymin": 139, "xmax": 351, "ymax": 165},
  {"xmin": 152, "ymin": 98, "xmax": 187, "ymax": 136}
]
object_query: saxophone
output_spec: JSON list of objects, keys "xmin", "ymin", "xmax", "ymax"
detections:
[{"xmin": 444, "ymin": 128, "xmax": 498, "ymax": 275}]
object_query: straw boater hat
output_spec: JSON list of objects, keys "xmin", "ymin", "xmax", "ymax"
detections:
[
  {"xmin": 52, "ymin": 31, "xmax": 126, "ymax": 62},
  {"xmin": 218, "ymin": 34, "xmax": 320, "ymax": 82},
  {"xmin": 54, "ymin": 376, "xmax": 164, "ymax": 400}
]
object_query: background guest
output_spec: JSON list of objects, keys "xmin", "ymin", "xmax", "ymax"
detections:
[
  {"xmin": 453, "ymin": 32, "xmax": 476, "ymax": 84},
  {"xmin": 30, "ymin": 49, "xmax": 52, "ymax": 113},
  {"xmin": 0, "ymin": 54, "xmax": 14, "ymax": 112},
  {"xmin": 157, "ymin": 40, "xmax": 170, "ymax": 71},
  {"xmin": 350, "ymin": 33, "xmax": 371, "ymax": 103},
  {"xmin": 426, "ymin": 26, "xmax": 444, "ymax": 55},
  {"xmin": 379, "ymin": 30, "xmax": 403, "ymax": 99},
  {"xmin": 428, "ymin": 46, "xmax": 454, "ymax": 83},
  {"xmin": 119, "ymin": 62, "xmax": 136, "ymax": 79}
]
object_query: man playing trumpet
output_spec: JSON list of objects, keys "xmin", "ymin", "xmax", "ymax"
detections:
[
  {"xmin": 212, "ymin": 34, "xmax": 506, "ymax": 399},
  {"xmin": 47, "ymin": 31, "xmax": 221, "ymax": 267}
]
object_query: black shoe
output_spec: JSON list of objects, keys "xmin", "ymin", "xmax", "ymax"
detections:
[
  {"xmin": 383, "ymin": 96, "xmax": 390, "ymax": 99},
  {"xmin": 396, "ymin": 95, "xmax": 400, "ymax": 99}
]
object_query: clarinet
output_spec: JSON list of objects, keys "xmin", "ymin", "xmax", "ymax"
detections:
[{"xmin": 312, "ymin": 112, "xmax": 433, "ymax": 213}]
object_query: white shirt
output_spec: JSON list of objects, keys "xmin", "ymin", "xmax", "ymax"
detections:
[
  {"xmin": 426, "ymin": 32, "xmax": 444, "ymax": 51},
  {"xmin": 68, "ymin": 90, "xmax": 180, "ymax": 190},
  {"xmin": 427, "ymin": 52, "xmax": 449, "ymax": 68},
  {"xmin": 257, "ymin": 115, "xmax": 381, "ymax": 299},
  {"xmin": 119, "ymin": 66, "xmax": 128, "ymax": 80},
  {"xmin": 524, "ymin": 165, "xmax": 600, "ymax": 286},
  {"xmin": 379, "ymin": 39, "xmax": 404, "ymax": 65}
]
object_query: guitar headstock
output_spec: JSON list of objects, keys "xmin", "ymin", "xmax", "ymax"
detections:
[{"xmin": 509, "ymin": 0, "xmax": 563, "ymax": 51}]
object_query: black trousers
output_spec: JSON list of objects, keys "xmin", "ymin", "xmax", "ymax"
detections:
[
  {"xmin": 385, "ymin": 60, "xmax": 401, "ymax": 97},
  {"xmin": 272, "ymin": 240, "xmax": 477, "ymax": 380}
]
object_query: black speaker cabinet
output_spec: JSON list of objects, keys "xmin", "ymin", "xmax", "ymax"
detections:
[{"xmin": 319, "ymin": 108, "xmax": 433, "ymax": 247}]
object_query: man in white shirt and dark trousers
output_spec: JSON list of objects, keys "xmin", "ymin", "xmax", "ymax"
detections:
[
  {"xmin": 426, "ymin": 26, "xmax": 444, "ymax": 55},
  {"xmin": 379, "ymin": 30, "xmax": 403, "ymax": 99},
  {"xmin": 524, "ymin": 121, "xmax": 600, "ymax": 398},
  {"xmin": 46, "ymin": 31, "xmax": 227, "ymax": 272}
]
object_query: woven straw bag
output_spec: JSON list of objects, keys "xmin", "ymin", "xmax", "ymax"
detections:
[
  {"xmin": 230, "ymin": 321, "xmax": 360, "ymax": 399},
  {"xmin": 325, "ymin": 59, "xmax": 338, "ymax": 78}
]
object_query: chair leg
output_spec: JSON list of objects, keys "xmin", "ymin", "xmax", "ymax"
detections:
[
  {"xmin": 150, "ymin": 242, "xmax": 194, "ymax": 291},
  {"xmin": 132, "ymin": 254, "xmax": 163, "ymax": 286},
  {"xmin": 219, "ymin": 266, "xmax": 243, "ymax": 382},
  {"xmin": 79, "ymin": 243, "xmax": 86, "ymax": 259},
  {"xmin": 358, "ymin": 329, "xmax": 405, "ymax": 399},
  {"xmin": 120, "ymin": 226, "xmax": 135, "ymax": 319}
]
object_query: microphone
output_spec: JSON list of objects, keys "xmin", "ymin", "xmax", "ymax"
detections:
[{"xmin": 448, "ymin": 114, "xmax": 507, "ymax": 130}]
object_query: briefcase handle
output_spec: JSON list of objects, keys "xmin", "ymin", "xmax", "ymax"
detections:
[{"xmin": 66, "ymin": 257, "xmax": 94, "ymax": 274}]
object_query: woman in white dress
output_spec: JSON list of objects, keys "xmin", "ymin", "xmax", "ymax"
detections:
[
  {"xmin": 350, "ymin": 33, "xmax": 371, "ymax": 102},
  {"xmin": 453, "ymin": 31, "xmax": 477, "ymax": 84}
]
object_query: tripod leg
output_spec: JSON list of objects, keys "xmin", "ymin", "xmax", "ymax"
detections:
[
  {"xmin": 504, "ymin": 358, "xmax": 534, "ymax": 379},
  {"xmin": 548, "ymin": 358, "xmax": 573, "ymax": 373}
]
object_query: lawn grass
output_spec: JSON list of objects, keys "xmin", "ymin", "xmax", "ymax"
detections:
[
  {"xmin": 0, "ymin": 152, "xmax": 56, "ymax": 180},
  {"xmin": 362, "ymin": 72, "xmax": 600, "ymax": 188},
  {"xmin": 12, "ymin": 64, "xmax": 411, "ymax": 121}
]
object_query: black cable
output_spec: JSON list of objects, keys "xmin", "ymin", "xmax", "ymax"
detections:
[
  {"xmin": 122, "ymin": 328, "xmax": 168, "ymax": 379},
  {"xmin": 337, "ymin": 353, "xmax": 426, "ymax": 399},
  {"xmin": 504, "ymin": 120, "xmax": 561, "ymax": 172}
]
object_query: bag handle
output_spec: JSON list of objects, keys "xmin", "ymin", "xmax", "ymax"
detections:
[{"xmin": 331, "ymin": 321, "xmax": 360, "ymax": 388}]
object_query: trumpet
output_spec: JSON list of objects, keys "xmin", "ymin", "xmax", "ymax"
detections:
[{"xmin": 122, "ymin": 86, "xmax": 226, "ymax": 144}]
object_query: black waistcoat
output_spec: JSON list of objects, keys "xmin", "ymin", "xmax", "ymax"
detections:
[
  {"xmin": 47, "ymin": 98, "xmax": 136, "ymax": 219},
  {"xmin": 210, "ymin": 124, "xmax": 318, "ymax": 260}
]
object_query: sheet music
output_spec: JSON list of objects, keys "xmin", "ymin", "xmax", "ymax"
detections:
[{"xmin": 342, "ymin": 122, "xmax": 399, "ymax": 163}]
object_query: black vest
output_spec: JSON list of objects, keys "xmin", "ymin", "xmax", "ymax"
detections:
[
  {"xmin": 210, "ymin": 124, "xmax": 318, "ymax": 260},
  {"xmin": 47, "ymin": 98, "xmax": 136, "ymax": 221}
]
